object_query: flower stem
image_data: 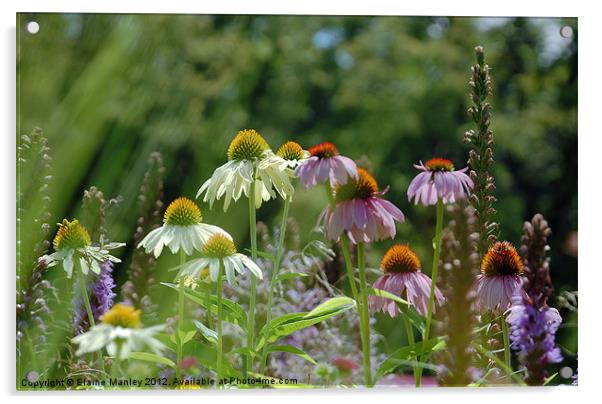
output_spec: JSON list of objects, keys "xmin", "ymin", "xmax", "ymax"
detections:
[
  {"xmin": 416, "ymin": 197, "xmax": 444, "ymax": 387},
  {"xmin": 324, "ymin": 183, "xmax": 360, "ymax": 304},
  {"xmin": 402, "ymin": 314, "xmax": 418, "ymax": 384},
  {"xmin": 246, "ymin": 172, "xmax": 258, "ymax": 376},
  {"xmin": 501, "ymin": 315, "xmax": 512, "ymax": 384},
  {"xmin": 260, "ymin": 196, "xmax": 291, "ymax": 373},
  {"xmin": 78, "ymin": 270, "xmax": 96, "ymax": 328},
  {"xmin": 176, "ymin": 250, "xmax": 186, "ymax": 382},
  {"xmin": 111, "ymin": 342, "xmax": 122, "ymax": 380},
  {"xmin": 216, "ymin": 259, "xmax": 224, "ymax": 387},
  {"xmin": 356, "ymin": 242, "xmax": 373, "ymax": 387},
  {"xmin": 78, "ymin": 270, "xmax": 106, "ymax": 374}
]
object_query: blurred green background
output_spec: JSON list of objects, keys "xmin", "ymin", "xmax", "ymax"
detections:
[{"xmin": 17, "ymin": 14, "xmax": 577, "ymax": 376}]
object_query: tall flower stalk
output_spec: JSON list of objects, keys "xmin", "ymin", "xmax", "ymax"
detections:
[
  {"xmin": 356, "ymin": 243, "xmax": 373, "ymax": 386},
  {"xmin": 215, "ymin": 259, "xmax": 225, "ymax": 385},
  {"xmin": 407, "ymin": 156, "xmax": 473, "ymax": 386},
  {"xmin": 246, "ymin": 173, "xmax": 258, "ymax": 375},
  {"xmin": 321, "ymin": 166, "xmax": 404, "ymax": 387},
  {"xmin": 464, "ymin": 46, "xmax": 498, "ymax": 257},
  {"xmin": 416, "ymin": 197, "xmax": 444, "ymax": 386},
  {"xmin": 437, "ymin": 202, "xmax": 479, "ymax": 386},
  {"xmin": 507, "ymin": 214, "xmax": 562, "ymax": 385}
]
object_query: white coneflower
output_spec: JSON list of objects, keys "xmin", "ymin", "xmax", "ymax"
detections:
[
  {"xmin": 196, "ymin": 129, "xmax": 295, "ymax": 211},
  {"xmin": 71, "ymin": 303, "xmax": 165, "ymax": 360},
  {"xmin": 177, "ymin": 233, "xmax": 262, "ymax": 285},
  {"xmin": 42, "ymin": 219, "xmax": 124, "ymax": 278},
  {"xmin": 138, "ymin": 197, "xmax": 229, "ymax": 258},
  {"xmin": 275, "ymin": 141, "xmax": 310, "ymax": 168}
]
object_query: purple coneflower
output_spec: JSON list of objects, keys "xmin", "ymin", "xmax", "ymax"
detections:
[
  {"xmin": 474, "ymin": 241, "xmax": 527, "ymax": 312},
  {"xmin": 407, "ymin": 158, "xmax": 473, "ymax": 206},
  {"xmin": 369, "ymin": 244, "xmax": 443, "ymax": 316},
  {"xmin": 319, "ymin": 168, "xmax": 404, "ymax": 244},
  {"xmin": 294, "ymin": 142, "xmax": 357, "ymax": 189}
]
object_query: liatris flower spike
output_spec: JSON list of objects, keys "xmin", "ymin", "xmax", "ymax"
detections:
[
  {"xmin": 369, "ymin": 244, "xmax": 443, "ymax": 316},
  {"xmin": 319, "ymin": 168, "xmax": 404, "ymax": 244},
  {"xmin": 177, "ymin": 233, "xmax": 262, "ymax": 285},
  {"xmin": 407, "ymin": 158, "xmax": 474, "ymax": 206},
  {"xmin": 42, "ymin": 219, "xmax": 124, "ymax": 278},
  {"xmin": 474, "ymin": 241, "xmax": 527, "ymax": 312},
  {"xmin": 197, "ymin": 129, "xmax": 295, "ymax": 211},
  {"xmin": 138, "ymin": 197, "xmax": 229, "ymax": 258},
  {"xmin": 294, "ymin": 141, "xmax": 358, "ymax": 189},
  {"xmin": 72, "ymin": 303, "xmax": 165, "ymax": 360}
]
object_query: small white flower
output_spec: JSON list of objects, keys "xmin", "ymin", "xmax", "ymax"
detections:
[
  {"xmin": 138, "ymin": 197, "xmax": 230, "ymax": 258},
  {"xmin": 42, "ymin": 219, "xmax": 124, "ymax": 278},
  {"xmin": 275, "ymin": 140, "xmax": 310, "ymax": 169},
  {"xmin": 177, "ymin": 233, "xmax": 262, "ymax": 285},
  {"xmin": 196, "ymin": 129, "xmax": 295, "ymax": 211},
  {"xmin": 71, "ymin": 304, "xmax": 166, "ymax": 360}
]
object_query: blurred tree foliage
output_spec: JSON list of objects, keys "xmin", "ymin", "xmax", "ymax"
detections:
[{"xmin": 17, "ymin": 14, "xmax": 577, "ymax": 370}]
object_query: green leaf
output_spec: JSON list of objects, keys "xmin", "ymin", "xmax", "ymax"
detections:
[
  {"xmin": 256, "ymin": 297, "xmax": 355, "ymax": 350},
  {"xmin": 267, "ymin": 344, "xmax": 317, "ymax": 365},
  {"xmin": 194, "ymin": 321, "xmax": 217, "ymax": 344},
  {"xmin": 543, "ymin": 372, "xmax": 558, "ymax": 386},
  {"xmin": 473, "ymin": 343, "xmax": 527, "ymax": 386},
  {"xmin": 376, "ymin": 337, "xmax": 445, "ymax": 378},
  {"xmin": 128, "ymin": 352, "xmax": 175, "ymax": 368},
  {"xmin": 254, "ymin": 249, "xmax": 277, "ymax": 263},
  {"xmin": 161, "ymin": 282, "xmax": 247, "ymax": 328},
  {"xmin": 276, "ymin": 272, "xmax": 309, "ymax": 283},
  {"xmin": 170, "ymin": 329, "xmax": 196, "ymax": 346}
]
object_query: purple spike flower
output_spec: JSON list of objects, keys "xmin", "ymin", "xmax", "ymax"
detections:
[
  {"xmin": 73, "ymin": 261, "xmax": 116, "ymax": 334},
  {"xmin": 506, "ymin": 214, "xmax": 563, "ymax": 385}
]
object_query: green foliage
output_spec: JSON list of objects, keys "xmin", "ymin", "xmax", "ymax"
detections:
[{"xmin": 16, "ymin": 14, "xmax": 577, "ymax": 386}]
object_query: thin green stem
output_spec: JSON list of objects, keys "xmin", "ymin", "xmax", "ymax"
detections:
[
  {"xmin": 357, "ymin": 243, "xmax": 373, "ymax": 387},
  {"xmin": 205, "ymin": 288, "xmax": 213, "ymax": 329},
  {"xmin": 501, "ymin": 315, "xmax": 512, "ymax": 384},
  {"xmin": 324, "ymin": 183, "xmax": 360, "ymax": 304},
  {"xmin": 78, "ymin": 270, "xmax": 96, "ymax": 328},
  {"xmin": 416, "ymin": 197, "xmax": 444, "ymax": 387},
  {"xmin": 246, "ymin": 171, "xmax": 258, "ymax": 376},
  {"xmin": 176, "ymin": 250, "xmax": 186, "ymax": 382},
  {"xmin": 402, "ymin": 314, "xmax": 418, "ymax": 384},
  {"xmin": 216, "ymin": 259, "xmax": 224, "ymax": 388},
  {"xmin": 260, "ymin": 196, "xmax": 291, "ymax": 373},
  {"xmin": 78, "ymin": 270, "xmax": 106, "ymax": 374},
  {"xmin": 111, "ymin": 343, "xmax": 122, "ymax": 380}
]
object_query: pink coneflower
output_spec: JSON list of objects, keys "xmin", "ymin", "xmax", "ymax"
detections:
[
  {"xmin": 474, "ymin": 241, "xmax": 527, "ymax": 312},
  {"xmin": 294, "ymin": 142, "xmax": 357, "ymax": 189},
  {"xmin": 368, "ymin": 245, "xmax": 443, "ymax": 316},
  {"xmin": 319, "ymin": 168, "xmax": 404, "ymax": 244},
  {"xmin": 407, "ymin": 158, "xmax": 474, "ymax": 206}
]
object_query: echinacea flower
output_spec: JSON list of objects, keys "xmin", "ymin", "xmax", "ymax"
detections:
[
  {"xmin": 294, "ymin": 141, "xmax": 357, "ymax": 189},
  {"xmin": 178, "ymin": 233, "xmax": 262, "ymax": 285},
  {"xmin": 71, "ymin": 303, "xmax": 165, "ymax": 359},
  {"xmin": 42, "ymin": 219, "xmax": 124, "ymax": 278},
  {"xmin": 197, "ymin": 129, "xmax": 295, "ymax": 211},
  {"xmin": 407, "ymin": 158, "xmax": 474, "ymax": 206},
  {"xmin": 473, "ymin": 241, "xmax": 527, "ymax": 312},
  {"xmin": 276, "ymin": 141, "xmax": 310, "ymax": 168},
  {"xmin": 319, "ymin": 168, "xmax": 404, "ymax": 244},
  {"xmin": 138, "ymin": 197, "xmax": 228, "ymax": 258},
  {"xmin": 368, "ymin": 244, "xmax": 443, "ymax": 316}
]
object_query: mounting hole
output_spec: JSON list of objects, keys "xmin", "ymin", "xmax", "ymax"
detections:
[
  {"xmin": 560, "ymin": 25, "xmax": 573, "ymax": 39},
  {"xmin": 26, "ymin": 21, "xmax": 40, "ymax": 34}
]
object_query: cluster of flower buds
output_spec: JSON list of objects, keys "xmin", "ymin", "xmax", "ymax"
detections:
[{"xmin": 464, "ymin": 46, "xmax": 499, "ymax": 257}]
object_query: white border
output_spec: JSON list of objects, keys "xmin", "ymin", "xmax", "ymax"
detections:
[{"xmin": 2, "ymin": 1, "xmax": 599, "ymax": 403}]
